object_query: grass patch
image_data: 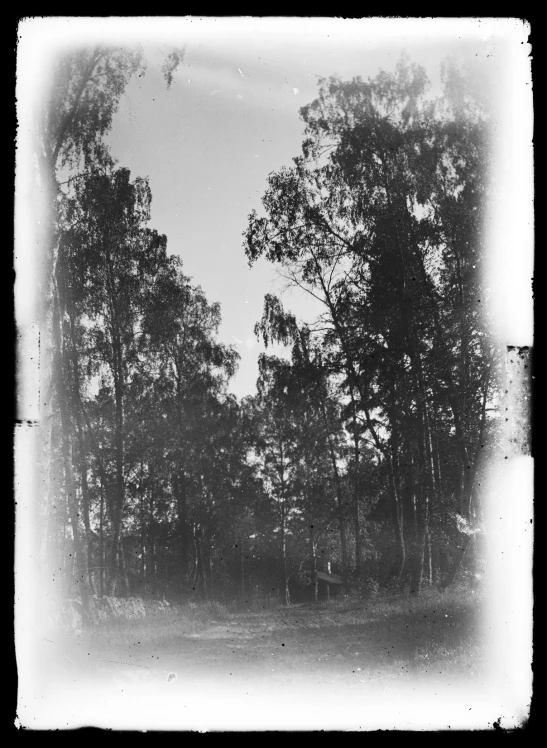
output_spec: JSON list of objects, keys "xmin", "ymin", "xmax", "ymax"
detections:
[
  {"xmin": 264, "ymin": 584, "xmax": 486, "ymax": 679},
  {"xmin": 78, "ymin": 599, "xmax": 231, "ymax": 652},
  {"xmin": 69, "ymin": 585, "xmax": 485, "ymax": 687}
]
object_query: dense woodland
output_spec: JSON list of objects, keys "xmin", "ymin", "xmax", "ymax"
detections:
[{"xmin": 29, "ymin": 46, "xmax": 501, "ymax": 620}]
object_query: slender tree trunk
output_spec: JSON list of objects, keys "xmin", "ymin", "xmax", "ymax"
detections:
[
  {"xmin": 60, "ymin": 424, "xmax": 90, "ymax": 610},
  {"xmin": 53, "ymin": 274, "xmax": 92, "ymax": 618},
  {"xmin": 327, "ymin": 438, "xmax": 349, "ymax": 591},
  {"xmin": 412, "ymin": 357, "xmax": 432, "ymax": 596},
  {"xmin": 431, "ymin": 396, "xmax": 443, "ymax": 502},
  {"xmin": 398, "ymin": 335, "xmax": 431, "ymax": 597},
  {"xmin": 350, "ymin": 390, "xmax": 363, "ymax": 578},
  {"xmin": 310, "ymin": 272, "xmax": 401, "ymax": 585},
  {"xmin": 386, "ymin": 409, "xmax": 405, "ymax": 579},
  {"xmin": 441, "ymin": 376, "xmax": 490, "ymax": 590},
  {"xmin": 66, "ymin": 307, "xmax": 95, "ymax": 595},
  {"xmin": 318, "ymin": 395, "xmax": 349, "ymax": 591},
  {"xmin": 139, "ymin": 463, "xmax": 146, "ymax": 584},
  {"xmin": 309, "ymin": 523, "xmax": 318, "ymax": 602},
  {"xmin": 424, "ymin": 398, "xmax": 438, "ymax": 503},
  {"xmin": 399, "ymin": 449, "xmax": 419, "ymax": 594},
  {"xmin": 208, "ymin": 541, "xmax": 214, "ymax": 600},
  {"xmin": 424, "ymin": 529, "xmax": 433, "ymax": 586},
  {"xmin": 148, "ymin": 485, "xmax": 157, "ymax": 597},
  {"xmin": 381, "ymin": 191, "xmax": 432, "ymax": 596},
  {"xmin": 191, "ymin": 523, "xmax": 199, "ymax": 588},
  {"xmin": 196, "ymin": 526, "xmax": 207, "ymax": 598},
  {"xmin": 174, "ymin": 468, "xmax": 189, "ymax": 591},
  {"xmin": 118, "ymin": 535, "xmax": 130, "ymax": 595},
  {"xmin": 388, "ymin": 470, "xmax": 405, "ymax": 578},
  {"xmin": 276, "ymin": 440, "xmax": 291, "ymax": 606},
  {"xmin": 280, "ymin": 502, "xmax": 290, "ymax": 606},
  {"xmin": 110, "ymin": 338, "xmax": 125, "ymax": 594},
  {"xmin": 73, "ymin": 429, "xmax": 95, "ymax": 595},
  {"xmin": 99, "ymin": 475, "xmax": 105, "ymax": 596},
  {"xmin": 440, "ymin": 536, "xmax": 471, "ymax": 590},
  {"xmin": 239, "ymin": 537, "xmax": 245, "ymax": 606}
]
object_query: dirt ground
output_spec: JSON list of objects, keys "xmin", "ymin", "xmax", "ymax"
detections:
[{"xmin": 21, "ymin": 594, "xmax": 496, "ymax": 730}]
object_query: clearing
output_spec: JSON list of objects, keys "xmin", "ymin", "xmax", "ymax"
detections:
[{"xmin": 23, "ymin": 589, "xmax": 495, "ymax": 730}]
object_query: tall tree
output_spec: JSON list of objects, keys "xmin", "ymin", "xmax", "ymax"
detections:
[
  {"xmin": 252, "ymin": 355, "xmax": 302, "ymax": 605},
  {"xmin": 60, "ymin": 167, "xmax": 172, "ymax": 592},
  {"xmin": 28, "ymin": 42, "xmax": 186, "ymax": 608},
  {"xmin": 141, "ymin": 261, "xmax": 239, "ymax": 595},
  {"xmin": 253, "ymin": 302, "xmax": 350, "ymax": 591},
  {"xmin": 244, "ymin": 54, "xmax": 498, "ymax": 592}
]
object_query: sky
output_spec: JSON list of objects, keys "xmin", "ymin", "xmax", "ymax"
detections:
[{"xmin": 18, "ymin": 17, "xmax": 533, "ymax": 399}]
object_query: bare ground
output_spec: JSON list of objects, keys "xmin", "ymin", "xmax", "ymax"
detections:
[
  {"xmin": 24, "ymin": 590, "xmax": 495, "ymax": 730},
  {"xmin": 38, "ymin": 591, "xmax": 486, "ymax": 689}
]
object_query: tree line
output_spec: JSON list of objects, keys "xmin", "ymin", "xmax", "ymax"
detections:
[{"xmin": 27, "ymin": 47, "xmax": 501, "ymax": 619}]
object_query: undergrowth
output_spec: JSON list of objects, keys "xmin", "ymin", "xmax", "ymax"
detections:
[
  {"xmin": 78, "ymin": 599, "xmax": 231, "ymax": 651},
  {"xmin": 76, "ymin": 583, "xmax": 485, "ymax": 682}
]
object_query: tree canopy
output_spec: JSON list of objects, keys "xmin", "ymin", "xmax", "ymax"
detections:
[{"xmin": 28, "ymin": 49, "xmax": 501, "ymax": 616}]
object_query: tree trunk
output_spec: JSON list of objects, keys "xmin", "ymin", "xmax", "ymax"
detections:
[
  {"xmin": 118, "ymin": 535, "xmax": 130, "ymax": 596},
  {"xmin": 350, "ymin": 390, "xmax": 363, "ymax": 578},
  {"xmin": 139, "ymin": 463, "xmax": 146, "ymax": 584},
  {"xmin": 208, "ymin": 541, "xmax": 214, "ymax": 600},
  {"xmin": 99, "ymin": 475, "xmax": 105, "ymax": 596},
  {"xmin": 191, "ymin": 523, "xmax": 199, "ymax": 589},
  {"xmin": 440, "ymin": 534, "xmax": 471, "ymax": 590},
  {"xmin": 381, "ymin": 191, "xmax": 433, "ymax": 597},
  {"xmin": 441, "ymin": 378, "xmax": 489, "ymax": 590},
  {"xmin": 239, "ymin": 537, "xmax": 245, "ymax": 606},
  {"xmin": 387, "ymin": 472, "xmax": 405, "ymax": 578},
  {"xmin": 61, "ymin": 424, "xmax": 91, "ymax": 611},
  {"xmin": 74, "ymin": 431, "xmax": 95, "ymax": 595},
  {"xmin": 386, "ymin": 420, "xmax": 405, "ymax": 578},
  {"xmin": 110, "ymin": 337, "xmax": 125, "ymax": 594},
  {"xmin": 66, "ymin": 307, "xmax": 95, "ymax": 595},
  {"xmin": 431, "ymin": 397, "xmax": 443, "ymax": 504},
  {"xmin": 174, "ymin": 468, "xmax": 190, "ymax": 590},
  {"xmin": 277, "ymin": 440, "xmax": 291, "ymax": 607},
  {"xmin": 53, "ymin": 274, "xmax": 92, "ymax": 618},
  {"xmin": 310, "ymin": 278, "xmax": 397, "ymax": 587},
  {"xmin": 309, "ymin": 524, "xmax": 318, "ymax": 602},
  {"xmin": 322, "ymin": 415, "xmax": 349, "ymax": 591},
  {"xmin": 148, "ymin": 481, "xmax": 157, "ymax": 596},
  {"xmin": 196, "ymin": 526, "xmax": 207, "ymax": 598},
  {"xmin": 423, "ymin": 528, "xmax": 433, "ymax": 586},
  {"xmin": 398, "ymin": 444, "xmax": 426, "ymax": 596},
  {"xmin": 280, "ymin": 503, "xmax": 290, "ymax": 606}
]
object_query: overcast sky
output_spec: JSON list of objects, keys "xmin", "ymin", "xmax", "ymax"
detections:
[{"xmin": 19, "ymin": 17, "xmax": 533, "ymax": 399}]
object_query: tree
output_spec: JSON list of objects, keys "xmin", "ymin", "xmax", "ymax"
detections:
[
  {"xmin": 244, "ymin": 54, "xmax": 499, "ymax": 593},
  {"xmin": 25, "ymin": 40, "xmax": 186, "ymax": 612},
  {"xmin": 253, "ymin": 300, "xmax": 351, "ymax": 593},
  {"xmin": 60, "ymin": 167, "xmax": 174, "ymax": 592},
  {"xmin": 141, "ymin": 261, "xmax": 240, "ymax": 596},
  {"xmin": 251, "ymin": 355, "xmax": 302, "ymax": 605},
  {"xmin": 57, "ymin": 162, "xmax": 255, "ymax": 603}
]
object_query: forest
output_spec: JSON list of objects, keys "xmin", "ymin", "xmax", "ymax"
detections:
[{"xmin": 28, "ymin": 45, "xmax": 501, "ymax": 624}]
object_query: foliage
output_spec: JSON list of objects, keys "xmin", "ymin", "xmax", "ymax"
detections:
[{"xmin": 34, "ymin": 49, "xmax": 498, "ymax": 619}]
